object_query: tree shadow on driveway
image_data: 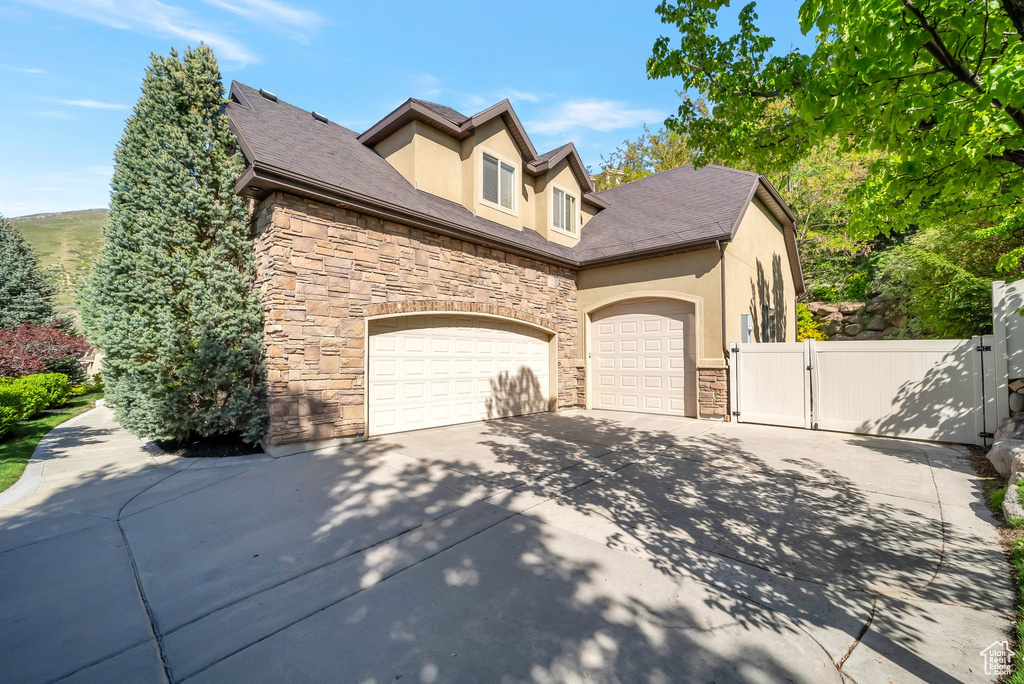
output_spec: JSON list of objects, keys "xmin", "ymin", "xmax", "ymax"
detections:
[
  {"xmin": 372, "ymin": 409, "xmax": 1009, "ymax": 683},
  {"xmin": 0, "ymin": 407, "xmax": 1009, "ymax": 683}
]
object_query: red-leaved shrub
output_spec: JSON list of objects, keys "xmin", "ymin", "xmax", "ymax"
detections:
[{"xmin": 0, "ymin": 323, "xmax": 92, "ymax": 383}]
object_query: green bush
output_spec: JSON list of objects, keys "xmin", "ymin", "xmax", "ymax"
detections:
[
  {"xmin": 0, "ymin": 373, "xmax": 70, "ymax": 421},
  {"xmin": 797, "ymin": 304, "xmax": 826, "ymax": 341},
  {"xmin": 27, "ymin": 373, "xmax": 72, "ymax": 409},
  {"xmin": 875, "ymin": 244, "xmax": 993, "ymax": 338},
  {"xmin": 843, "ymin": 271, "xmax": 873, "ymax": 301},
  {"xmin": 0, "ymin": 403, "xmax": 17, "ymax": 438}
]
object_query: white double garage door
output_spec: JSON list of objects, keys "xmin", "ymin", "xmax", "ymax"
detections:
[{"xmin": 367, "ymin": 299, "xmax": 695, "ymax": 436}]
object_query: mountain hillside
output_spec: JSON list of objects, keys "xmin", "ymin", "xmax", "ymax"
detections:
[{"xmin": 9, "ymin": 209, "xmax": 107, "ymax": 311}]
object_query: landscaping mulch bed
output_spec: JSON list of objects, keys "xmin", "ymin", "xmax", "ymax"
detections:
[{"xmin": 154, "ymin": 433, "xmax": 264, "ymax": 459}]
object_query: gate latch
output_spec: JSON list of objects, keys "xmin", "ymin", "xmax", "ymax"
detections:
[
  {"xmin": 977, "ymin": 345, "xmax": 992, "ymax": 352},
  {"xmin": 732, "ymin": 411, "xmax": 741, "ymax": 417},
  {"xmin": 979, "ymin": 431, "xmax": 995, "ymax": 439}
]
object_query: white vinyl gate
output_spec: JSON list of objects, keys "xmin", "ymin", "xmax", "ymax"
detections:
[{"xmin": 729, "ymin": 336, "xmax": 999, "ymax": 445}]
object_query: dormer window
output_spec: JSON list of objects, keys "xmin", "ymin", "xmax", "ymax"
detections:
[
  {"xmin": 552, "ymin": 187, "xmax": 577, "ymax": 235},
  {"xmin": 482, "ymin": 153, "xmax": 516, "ymax": 211}
]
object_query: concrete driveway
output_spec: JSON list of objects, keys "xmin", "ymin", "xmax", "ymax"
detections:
[{"xmin": 0, "ymin": 406, "xmax": 1013, "ymax": 683}]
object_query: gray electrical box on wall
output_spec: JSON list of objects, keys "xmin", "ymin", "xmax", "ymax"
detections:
[{"xmin": 740, "ymin": 314, "xmax": 753, "ymax": 343}]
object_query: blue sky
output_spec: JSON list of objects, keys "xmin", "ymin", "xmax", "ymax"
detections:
[{"xmin": 0, "ymin": 0, "xmax": 813, "ymax": 217}]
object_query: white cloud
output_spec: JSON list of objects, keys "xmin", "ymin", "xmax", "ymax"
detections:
[
  {"xmin": 58, "ymin": 99, "xmax": 131, "ymax": 110},
  {"xmin": 11, "ymin": 0, "xmax": 261, "ymax": 64},
  {"xmin": 2, "ymin": 65, "xmax": 46, "ymax": 74},
  {"xmin": 24, "ymin": 110, "xmax": 73, "ymax": 120},
  {"xmin": 203, "ymin": 0, "xmax": 320, "ymax": 33},
  {"xmin": 411, "ymin": 73, "xmax": 443, "ymax": 98},
  {"xmin": 508, "ymin": 89, "xmax": 541, "ymax": 103},
  {"xmin": 528, "ymin": 100, "xmax": 664, "ymax": 135}
]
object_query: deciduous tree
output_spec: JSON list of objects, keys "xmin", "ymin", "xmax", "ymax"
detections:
[{"xmin": 648, "ymin": 0, "xmax": 1024, "ymax": 266}]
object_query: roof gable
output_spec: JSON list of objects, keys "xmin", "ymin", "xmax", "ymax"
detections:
[{"xmin": 358, "ymin": 97, "xmax": 597, "ymax": 197}]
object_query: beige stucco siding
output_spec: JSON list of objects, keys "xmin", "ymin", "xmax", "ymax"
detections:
[
  {"xmin": 576, "ymin": 248, "xmax": 726, "ymax": 367},
  {"xmin": 534, "ymin": 158, "xmax": 583, "ymax": 248},
  {"xmin": 724, "ymin": 197, "xmax": 797, "ymax": 343},
  {"xmin": 461, "ymin": 117, "xmax": 523, "ymax": 231},
  {"xmin": 373, "ymin": 122, "xmax": 416, "ymax": 187},
  {"xmin": 373, "ymin": 121, "xmax": 464, "ymax": 205},
  {"xmin": 411, "ymin": 122, "xmax": 463, "ymax": 203}
]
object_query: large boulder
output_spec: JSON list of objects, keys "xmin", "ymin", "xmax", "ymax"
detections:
[
  {"xmin": 821, "ymin": 311, "xmax": 843, "ymax": 324},
  {"xmin": 844, "ymin": 323, "xmax": 864, "ymax": 336},
  {"xmin": 839, "ymin": 302, "xmax": 866, "ymax": 315},
  {"xmin": 988, "ymin": 438, "xmax": 1024, "ymax": 478},
  {"xmin": 997, "ymin": 416, "xmax": 1024, "ymax": 441},
  {"xmin": 855, "ymin": 330, "xmax": 884, "ymax": 341},
  {"xmin": 865, "ymin": 297, "xmax": 893, "ymax": 314},
  {"xmin": 1012, "ymin": 392, "xmax": 1024, "ymax": 415},
  {"xmin": 865, "ymin": 314, "xmax": 889, "ymax": 332},
  {"xmin": 1004, "ymin": 484, "xmax": 1024, "ymax": 523},
  {"xmin": 816, "ymin": 304, "xmax": 839, "ymax": 317}
]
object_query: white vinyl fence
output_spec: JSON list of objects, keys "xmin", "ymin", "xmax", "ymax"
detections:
[{"xmin": 730, "ymin": 336, "xmax": 999, "ymax": 445}]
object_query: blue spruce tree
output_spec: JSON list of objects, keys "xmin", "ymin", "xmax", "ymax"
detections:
[{"xmin": 82, "ymin": 46, "xmax": 266, "ymax": 443}]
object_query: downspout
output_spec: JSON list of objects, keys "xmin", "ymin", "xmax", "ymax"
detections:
[{"xmin": 717, "ymin": 240, "xmax": 728, "ymax": 358}]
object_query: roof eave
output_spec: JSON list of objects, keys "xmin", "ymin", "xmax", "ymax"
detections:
[
  {"xmin": 236, "ymin": 161, "xmax": 579, "ymax": 268},
  {"xmin": 526, "ymin": 142, "xmax": 597, "ymax": 197},
  {"xmin": 577, "ymin": 237, "xmax": 728, "ymax": 269},
  {"xmin": 357, "ymin": 100, "xmax": 467, "ymax": 147}
]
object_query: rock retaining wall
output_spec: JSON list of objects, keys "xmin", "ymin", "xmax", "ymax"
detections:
[{"xmin": 806, "ymin": 298, "xmax": 903, "ymax": 340}]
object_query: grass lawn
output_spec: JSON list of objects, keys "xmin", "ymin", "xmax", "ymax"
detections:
[
  {"xmin": 10, "ymin": 208, "xmax": 107, "ymax": 315},
  {"xmin": 0, "ymin": 389, "xmax": 104, "ymax": 493}
]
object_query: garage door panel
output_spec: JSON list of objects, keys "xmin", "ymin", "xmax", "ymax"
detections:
[
  {"xmin": 369, "ymin": 315, "xmax": 552, "ymax": 435},
  {"xmin": 591, "ymin": 299, "xmax": 693, "ymax": 417}
]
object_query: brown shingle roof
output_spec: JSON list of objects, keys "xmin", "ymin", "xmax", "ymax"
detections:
[
  {"xmin": 226, "ymin": 82, "xmax": 801, "ymax": 289},
  {"xmin": 576, "ymin": 165, "xmax": 758, "ymax": 262},
  {"xmin": 227, "ymin": 82, "xmax": 576, "ymax": 264},
  {"xmin": 409, "ymin": 99, "xmax": 469, "ymax": 126}
]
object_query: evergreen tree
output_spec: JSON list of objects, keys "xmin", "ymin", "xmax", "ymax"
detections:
[
  {"xmin": 81, "ymin": 46, "xmax": 265, "ymax": 444},
  {"xmin": 0, "ymin": 215, "xmax": 57, "ymax": 328}
]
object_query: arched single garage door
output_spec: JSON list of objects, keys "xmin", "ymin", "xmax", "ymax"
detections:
[
  {"xmin": 589, "ymin": 298, "xmax": 696, "ymax": 417},
  {"xmin": 368, "ymin": 314, "xmax": 553, "ymax": 436}
]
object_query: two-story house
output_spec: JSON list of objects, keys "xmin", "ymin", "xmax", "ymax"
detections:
[{"xmin": 226, "ymin": 83, "xmax": 803, "ymax": 454}]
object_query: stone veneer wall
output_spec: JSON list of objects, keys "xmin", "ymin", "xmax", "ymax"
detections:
[
  {"xmin": 698, "ymin": 368, "xmax": 729, "ymax": 419},
  {"xmin": 253, "ymin": 193, "xmax": 582, "ymax": 446}
]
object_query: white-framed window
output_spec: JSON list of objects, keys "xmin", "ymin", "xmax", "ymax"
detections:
[
  {"xmin": 552, "ymin": 186, "xmax": 577, "ymax": 234},
  {"xmin": 482, "ymin": 153, "xmax": 516, "ymax": 211}
]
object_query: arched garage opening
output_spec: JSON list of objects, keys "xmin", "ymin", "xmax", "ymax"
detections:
[
  {"xmin": 587, "ymin": 297, "xmax": 698, "ymax": 417},
  {"xmin": 366, "ymin": 313, "xmax": 556, "ymax": 436}
]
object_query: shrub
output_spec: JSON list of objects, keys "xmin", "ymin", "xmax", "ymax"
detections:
[
  {"xmin": 0, "ymin": 373, "xmax": 70, "ymax": 421},
  {"xmin": 843, "ymin": 271, "xmax": 873, "ymax": 301},
  {"xmin": 0, "ymin": 322, "xmax": 91, "ymax": 384},
  {"xmin": 797, "ymin": 304, "xmax": 826, "ymax": 342},
  {"xmin": 25, "ymin": 373, "xmax": 72, "ymax": 408},
  {"xmin": 0, "ymin": 404, "xmax": 17, "ymax": 438},
  {"xmin": 874, "ymin": 245, "xmax": 993, "ymax": 338}
]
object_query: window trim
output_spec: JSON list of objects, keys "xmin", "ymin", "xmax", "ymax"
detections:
[
  {"xmin": 479, "ymin": 149, "xmax": 518, "ymax": 216},
  {"xmin": 550, "ymin": 184, "xmax": 579, "ymax": 236}
]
